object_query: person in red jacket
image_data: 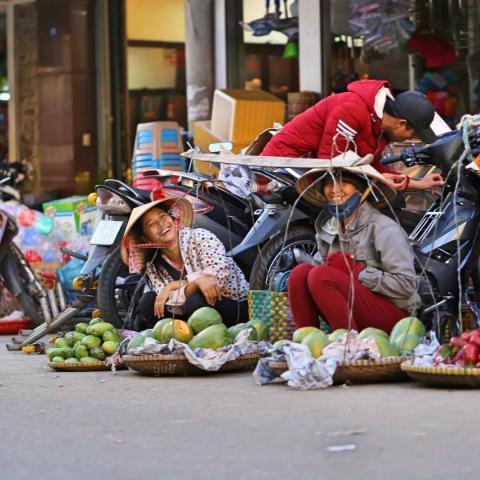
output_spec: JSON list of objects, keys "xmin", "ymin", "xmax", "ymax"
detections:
[{"xmin": 261, "ymin": 79, "xmax": 444, "ymax": 191}]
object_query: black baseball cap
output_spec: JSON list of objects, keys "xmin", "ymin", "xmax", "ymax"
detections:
[{"xmin": 384, "ymin": 91, "xmax": 437, "ymax": 144}]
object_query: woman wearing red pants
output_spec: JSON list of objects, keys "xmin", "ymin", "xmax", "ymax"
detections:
[{"xmin": 289, "ymin": 164, "xmax": 421, "ymax": 334}]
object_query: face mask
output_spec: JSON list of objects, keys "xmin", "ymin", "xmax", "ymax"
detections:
[{"xmin": 326, "ymin": 192, "xmax": 362, "ymax": 221}]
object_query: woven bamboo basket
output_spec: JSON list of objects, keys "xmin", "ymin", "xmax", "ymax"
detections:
[
  {"xmin": 123, "ymin": 352, "xmax": 261, "ymax": 376},
  {"xmin": 48, "ymin": 361, "xmax": 109, "ymax": 372},
  {"xmin": 401, "ymin": 362, "xmax": 480, "ymax": 388},
  {"xmin": 269, "ymin": 357, "xmax": 409, "ymax": 384}
]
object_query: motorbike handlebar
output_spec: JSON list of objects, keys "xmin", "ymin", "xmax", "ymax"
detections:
[{"xmin": 381, "ymin": 153, "xmax": 404, "ymax": 165}]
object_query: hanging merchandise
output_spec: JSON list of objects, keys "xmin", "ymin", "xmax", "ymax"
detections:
[
  {"xmin": 240, "ymin": 0, "xmax": 299, "ymax": 58},
  {"xmin": 348, "ymin": 0, "xmax": 415, "ymax": 55},
  {"xmin": 408, "ymin": 32, "xmax": 458, "ymax": 69}
]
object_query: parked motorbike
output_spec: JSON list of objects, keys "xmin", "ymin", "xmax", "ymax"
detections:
[
  {"xmin": 0, "ymin": 162, "xmax": 53, "ymax": 327},
  {"xmin": 381, "ymin": 128, "xmax": 480, "ymax": 337}
]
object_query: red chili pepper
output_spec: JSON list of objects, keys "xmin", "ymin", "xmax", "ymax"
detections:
[{"xmin": 463, "ymin": 343, "xmax": 479, "ymax": 365}]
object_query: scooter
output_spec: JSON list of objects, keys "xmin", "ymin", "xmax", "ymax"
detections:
[{"xmin": 382, "ymin": 127, "xmax": 480, "ymax": 337}]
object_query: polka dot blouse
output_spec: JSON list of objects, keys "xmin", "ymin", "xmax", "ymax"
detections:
[{"xmin": 146, "ymin": 227, "xmax": 249, "ymax": 301}]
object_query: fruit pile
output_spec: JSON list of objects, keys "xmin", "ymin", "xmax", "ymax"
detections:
[
  {"xmin": 47, "ymin": 317, "xmax": 122, "ymax": 364},
  {"xmin": 276, "ymin": 317, "xmax": 426, "ymax": 359},
  {"xmin": 127, "ymin": 307, "xmax": 269, "ymax": 353},
  {"xmin": 435, "ymin": 329, "xmax": 480, "ymax": 367}
]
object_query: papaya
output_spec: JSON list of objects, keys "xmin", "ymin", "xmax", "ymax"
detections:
[
  {"xmin": 81, "ymin": 335, "xmax": 101, "ymax": 349},
  {"xmin": 373, "ymin": 336, "xmax": 400, "ymax": 357},
  {"xmin": 188, "ymin": 324, "xmax": 231, "ymax": 350},
  {"xmin": 139, "ymin": 329, "xmax": 153, "ymax": 338},
  {"xmin": 47, "ymin": 348, "xmax": 64, "ymax": 360},
  {"xmin": 127, "ymin": 335, "xmax": 146, "ymax": 353},
  {"xmin": 73, "ymin": 332, "xmax": 86, "ymax": 343},
  {"xmin": 292, "ymin": 326, "xmax": 321, "ymax": 343},
  {"xmin": 60, "ymin": 347, "xmax": 76, "ymax": 359},
  {"xmin": 328, "ymin": 329, "xmax": 349, "ymax": 343},
  {"xmin": 152, "ymin": 318, "xmax": 174, "ymax": 341},
  {"xmin": 75, "ymin": 323, "xmax": 88, "ymax": 334},
  {"xmin": 51, "ymin": 356, "xmax": 64, "ymax": 364},
  {"xmin": 228, "ymin": 323, "xmax": 257, "ymax": 341},
  {"xmin": 63, "ymin": 332, "xmax": 77, "ymax": 347},
  {"xmin": 390, "ymin": 317, "xmax": 425, "ymax": 343},
  {"xmin": 359, "ymin": 327, "xmax": 390, "ymax": 341},
  {"xmin": 187, "ymin": 307, "xmax": 222, "ymax": 334},
  {"xmin": 391, "ymin": 333, "xmax": 421, "ymax": 355},
  {"xmin": 89, "ymin": 317, "xmax": 103, "ymax": 326},
  {"xmin": 160, "ymin": 320, "xmax": 193, "ymax": 344},
  {"xmin": 247, "ymin": 319, "xmax": 269, "ymax": 341},
  {"xmin": 301, "ymin": 330, "xmax": 330, "ymax": 358}
]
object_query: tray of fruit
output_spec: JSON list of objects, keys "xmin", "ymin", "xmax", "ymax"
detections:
[
  {"xmin": 123, "ymin": 308, "xmax": 266, "ymax": 376},
  {"xmin": 267, "ymin": 317, "xmax": 425, "ymax": 384},
  {"xmin": 401, "ymin": 329, "xmax": 480, "ymax": 388},
  {"xmin": 47, "ymin": 316, "xmax": 123, "ymax": 372}
]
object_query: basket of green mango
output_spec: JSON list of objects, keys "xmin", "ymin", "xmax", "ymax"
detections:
[{"xmin": 47, "ymin": 316, "xmax": 123, "ymax": 371}]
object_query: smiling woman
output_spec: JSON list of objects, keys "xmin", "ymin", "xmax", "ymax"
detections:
[{"xmin": 120, "ymin": 196, "xmax": 249, "ymax": 330}]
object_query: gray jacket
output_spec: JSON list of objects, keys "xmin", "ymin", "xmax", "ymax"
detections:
[{"xmin": 314, "ymin": 202, "xmax": 421, "ymax": 314}]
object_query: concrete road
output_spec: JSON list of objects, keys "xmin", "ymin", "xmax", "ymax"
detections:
[{"xmin": 1, "ymin": 335, "xmax": 478, "ymax": 480}]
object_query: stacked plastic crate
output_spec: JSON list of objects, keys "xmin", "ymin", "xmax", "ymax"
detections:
[{"xmin": 132, "ymin": 121, "xmax": 186, "ymax": 190}]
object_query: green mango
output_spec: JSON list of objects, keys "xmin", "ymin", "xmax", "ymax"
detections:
[
  {"xmin": 102, "ymin": 341, "xmax": 119, "ymax": 355},
  {"xmin": 60, "ymin": 347, "xmax": 76, "ymax": 358},
  {"xmin": 390, "ymin": 317, "xmax": 425, "ymax": 343},
  {"xmin": 63, "ymin": 331, "xmax": 77, "ymax": 347},
  {"xmin": 51, "ymin": 356, "xmax": 64, "ymax": 364},
  {"xmin": 187, "ymin": 307, "xmax": 222, "ymax": 334},
  {"xmin": 152, "ymin": 318, "xmax": 174, "ymax": 341},
  {"xmin": 81, "ymin": 335, "xmax": 101, "ymax": 349},
  {"xmin": 75, "ymin": 323, "xmax": 88, "ymax": 334},
  {"xmin": 328, "ymin": 329, "xmax": 349, "ymax": 343},
  {"xmin": 188, "ymin": 324, "xmax": 231, "ymax": 350},
  {"xmin": 88, "ymin": 322, "xmax": 115, "ymax": 337},
  {"xmin": 359, "ymin": 327, "xmax": 390, "ymax": 341},
  {"xmin": 90, "ymin": 346, "xmax": 107, "ymax": 360},
  {"xmin": 64, "ymin": 357, "xmax": 79, "ymax": 363},
  {"xmin": 301, "ymin": 330, "xmax": 330, "ymax": 358},
  {"xmin": 127, "ymin": 335, "xmax": 146, "ymax": 353},
  {"xmin": 292, "ymin": 326, "xmax": 321, "ymax": 343},
  {"xmin": 47, "ymin": 348, "xmax": 64, "ymax": 360},
  {"xmin": 247, "ymin": 319, "xmax": 269, "ymax": 341},
  {"xmin": 80, "ymin": 356, "xmax": 101, "ymax": 363},
  {"xmin": 103, "ymin": 330, "xmax": 122, "ymax": 342},
  {"xmin": 89, "ymin": 317, "xmax": 103, "ymax": 326},
  {"xmin": 73, "ymin": 332, "xmax": 86, "ymax": 343},
  {"xmin": 54, "ymin": 337, "xmax": 68, "ymax": 349},
  {"xmin": 391, "ymin": 333, "xmax": 421, "ymax": 355},
  {"xmin": 75, "ymin": 345, "xmax": 89, "ymax": 360}
]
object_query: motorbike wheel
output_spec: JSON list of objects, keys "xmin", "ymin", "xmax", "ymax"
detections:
[
  {"xmin": 1, "ymin": 248, "xmax": 44, "ymax": 327},
  {"xmin": 249, "ymin": 225, "xmax": 317, "ymax": 291},
  {"xmin": 97, "ymin": 247, "xmax": 135, "ymax": 328}
]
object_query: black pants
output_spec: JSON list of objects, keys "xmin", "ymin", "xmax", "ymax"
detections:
[{"xmin": 134, "ymin": 290, "xmax": 249, "ymax": 331}]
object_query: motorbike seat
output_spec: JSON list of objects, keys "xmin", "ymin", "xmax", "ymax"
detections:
[{"xmin": 129, "ymin": 187, "xmax": 152, "ymax": 201}]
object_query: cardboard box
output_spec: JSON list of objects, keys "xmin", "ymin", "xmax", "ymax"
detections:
[
  {"xmin": 43, "ymin": 196, "xmax": 96, "ymax": 240},
  {"xmin": 210, "ymin": 89, "xmax": 285, "ymax": 143},
  {"xmin": 192, "ymin": 120, "xmax": 250, "ymax": 175}
]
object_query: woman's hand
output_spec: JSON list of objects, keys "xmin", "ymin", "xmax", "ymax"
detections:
[
  {"xmin": 194, "ymin": 276, "xmax": 221, "ymax": 306},
  {"xmin": 154, "ymin": 289, "xmax": 171, "ymax": 318},
  {"xmin": 409, "ymin": 173, "xmax": 444, "ymax": 191}
]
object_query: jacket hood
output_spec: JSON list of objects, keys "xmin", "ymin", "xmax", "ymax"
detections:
[{"xmin": 347, "ymin": 80, "xmax": 392, "ymax": 119}]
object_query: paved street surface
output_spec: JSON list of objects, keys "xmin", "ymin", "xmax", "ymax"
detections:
[{"xmin": 1, "ymin": 335, "xmax": 478, "ymax": 480}]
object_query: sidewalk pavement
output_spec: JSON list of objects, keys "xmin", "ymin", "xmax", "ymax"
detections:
[{"xmin": 1, "ymin": 335, "xmax": 478, "ymax": 480}]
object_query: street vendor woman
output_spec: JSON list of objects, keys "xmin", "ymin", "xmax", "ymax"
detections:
[
  {"xmin": 288, "ymin": 161, "xmax": 421, "ymax": 333},
  {"xmin": 121, "ymin": 196, "xmax": 249, "ymax": 330}
]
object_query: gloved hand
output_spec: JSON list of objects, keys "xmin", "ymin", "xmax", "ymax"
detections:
[{"xmin": 326, "ymin": 252, "xmax": 364, "ymax": 280}]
